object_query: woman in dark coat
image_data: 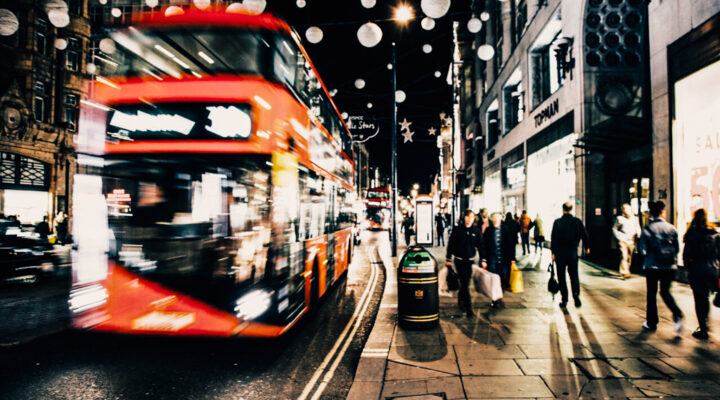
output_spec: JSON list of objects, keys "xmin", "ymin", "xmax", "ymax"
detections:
[
  {"xmin": 483, "ymin": 212, "xmax": 518, "ymax": 294},
  {"xmin": 682, "ymin": 208, "xmax": 720, "ymax": 340}
]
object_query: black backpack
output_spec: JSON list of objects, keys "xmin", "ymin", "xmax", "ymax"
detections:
[{"xmin": 652, "ymin": 230, "xmax": 676, "ymax": 266}]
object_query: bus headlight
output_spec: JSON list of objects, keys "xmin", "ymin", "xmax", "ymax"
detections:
[
  {"xmin": 69, "ymin": 284, "xmax": 108, "ymax": 314},
  {"xmin": 234, "ymin": 289, "xmax": 273, "ymax": 320}
]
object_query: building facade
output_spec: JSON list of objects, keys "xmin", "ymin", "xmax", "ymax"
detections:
[
  {"xmin": 647, "ymin": 0, "xmax": 720, "ymax": 234},
  {"xmin": 0, "ymin": 0, "xmax": 88, "ymax": 227},
  {"xmin": 467, "ymin": 0, "xmax": 654, "ymax": 268}
]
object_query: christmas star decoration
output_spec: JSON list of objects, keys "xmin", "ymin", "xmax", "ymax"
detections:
[
  {"xmin": 428, "ymin": 127, "xmax": 437, "ymax": 136},
  {"xmin": 402, "ymin": 129, "xmax": 415, "ymax": 143},
  {"xmin": 399, "ymin": 118, "xmax": 412, "ymax": 132}
]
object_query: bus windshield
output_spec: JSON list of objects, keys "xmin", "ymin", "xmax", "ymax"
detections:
[{"xmin": 95, "ymin": 26, "xmax": 268, "ymax": 81}]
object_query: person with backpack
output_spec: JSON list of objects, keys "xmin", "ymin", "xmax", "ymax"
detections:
[
  {"xmin": 638, "ymin": 201, "xmax": 684, "ymax": 333},
  {"xmin": 682, "ymin": 208, "xmax": 720, "ymax": 340},
  {"xmin": 551, "ymin": 202, "xmax": 590, "ymax": 308}
]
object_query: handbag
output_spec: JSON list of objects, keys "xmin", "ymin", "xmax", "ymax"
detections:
[
  {"xmin": 472, "ymin": 265, "xmax": 503, "ymax": 301},
  {"xmin": 446, "ymin": 264, "xmax": 460, "ymax": 291},
  {"xmin": 547, "ymin": 261, "xmax": 560, "ymax": 296},
  {"xmin": 510, "ymin": 261, "xmax": 524, "ymax": 293}
]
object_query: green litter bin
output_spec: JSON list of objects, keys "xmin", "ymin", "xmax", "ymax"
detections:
[{"xmin": 398, "ymin": 246, "xmax": 439, "ymax": 329}]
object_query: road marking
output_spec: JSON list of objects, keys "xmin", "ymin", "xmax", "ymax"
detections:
[
  {"xmin": 296, "ymin": 246, "xmax": 380, "ymax": 400},
  {"xmin": 308, "ymin": 249, "xmax": 381, "ymax": 400}
]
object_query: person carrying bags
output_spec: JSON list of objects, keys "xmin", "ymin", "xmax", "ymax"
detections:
[{"xmin": 446, "ymin": 209, "xmax": 485, "ymax": 317}]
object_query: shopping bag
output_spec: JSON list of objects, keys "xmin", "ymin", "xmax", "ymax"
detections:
[
  {"xmin": 547, "ymin": 261, "xmax": 560, "ymax": 296},
  {"xmin": 445, "ymin": 265, "xmax": 459, "ymax": 291},
  {"xmin": 472, "ymin": 265, "xmax": 503, "ymax": 301},
  {"xmin": 509, "ymin": 261, "xmax": 524, "ymax": 293}
]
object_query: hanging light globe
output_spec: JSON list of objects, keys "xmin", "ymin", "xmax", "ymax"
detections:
[
  {"xmin": 193, "ymin": 0, "xmax": 211, "ymax": 10},
  {"xmin": 110, "ymin": 7, "xmax": 122, "ymax": 18},
  {"xmin": 480, "ymin": 11, "xmax": 490, "ymax": 21},
  {"xmin": 355, "ymin": 79, "xmax": 365, "ymax": 89},
  {"xmin": 477, "ymin": 44, "xmax": 495, "ymax": 61},
  {"xmin": 421, "ymin": 17, "xmax": 435, "ymax": 31},
  {"xmin": 54, "ymin": 38, "xmax": 67, "ymax": 50},
  {"xmin": 467, "ymin": 17, "xmax": 482, "ymax": 33},
  {"xmin": 434, "ymin": 71, "xmax": 441, "ymax": 78},
  {"xmin": 48, "ymin": 10, "xmax": 70, "ymax": 27},
  {"xmin": 367, "ymin": 102, "xmax": 373, "ymax": 109},
  {"xmin": 420, "ymin": 0, "xmax": 450, "ymax": 19},
  {"xmin": 296, "ymin": 0, "xmax": 306, "ymax": 8},
  {"xmin": 395, "ymin": 90, "xmax": 406, "ymax": 103},
  {"xmin": 357, "ymin": 22, "xmax": 382, "ymax": 48},
  {"xmin": 99, "ymin": 38, "xmax": 116, "ymax": 54},
  {"xmin": 361, "ymin": 0, "xmax": 376, "ymax": 8},
  {"xmin": 423, "ymin": 44, "xmax": 432, "ymax": 54},
  {"xmin": 165, "ymin": 6, "xmax": 184, "ymax": 16},
  {"xmin": 44, "ymin": 0, "xmax": 68, "ymax": 14},
  {"xmin": 226, "ymin": 2, "xmax": 246, "ymax": 13},
  {"xmin": 387, "ymin": 63, "xmax": 393, "ymax": 70},
  {"xmin": 145, "ymin": 0, "xmax": 158, "ymax": 7},
  {"xmin": 0, "ymin": 9, "xmax": 20, "ymax": 36},
  {"xmin": 243, "ymin": 0, "xmax": 266, "ymax": 15},
  {"xmin": 305, "ymin": 26, "xmax": 323, "ymax": 44},
  {"xmin": 86, "ymin": 63, "xmax": 97, "ymax": 74}
]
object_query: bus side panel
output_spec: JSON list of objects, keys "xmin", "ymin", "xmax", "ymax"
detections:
[
  {"xmin": 334, "ymin": 229, "xmax": 352, "ymax": 280},
  {"xmin": 304, "ymin": 236, "xmax": 326, "ymax": 304}
]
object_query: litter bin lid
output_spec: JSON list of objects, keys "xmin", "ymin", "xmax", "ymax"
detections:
[{"xmin": 400, "ymin": 249, "xmax": 436, "ymax": 273}]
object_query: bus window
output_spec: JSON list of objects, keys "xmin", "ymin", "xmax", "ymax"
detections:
[{"xmin": 273, "ymin": 35, "xmax": 297, "ymax": 88}]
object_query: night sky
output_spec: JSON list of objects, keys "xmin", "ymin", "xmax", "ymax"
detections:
[{"xmin": 263, "ymin": 0, "xmax": 472, "ymax": 195}]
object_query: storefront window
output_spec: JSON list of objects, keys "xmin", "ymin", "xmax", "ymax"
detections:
[
  {"xmin": 672, "ymin": 58, "xmax": 720, "ymax": 231},
  {"xmin": 484, "ymin": 168, "xmax": 502, "ymax": 214},
  {"xmin": 526, "ymin": 134, "xmax": 577, "ymax": 226}
]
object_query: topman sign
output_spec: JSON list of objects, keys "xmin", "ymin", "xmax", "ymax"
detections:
[
  {"xmin": 533, "ymin": 98, "xmax": 559, "ymax": 128},
  {"xmin": 347, "ymin": 114, "xmax": 380, "ymax": 142}
]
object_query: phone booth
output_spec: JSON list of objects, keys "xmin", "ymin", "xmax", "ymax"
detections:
[{"xmin": 415, "ymin": 195, "xmax": 433, "ymax": 246}]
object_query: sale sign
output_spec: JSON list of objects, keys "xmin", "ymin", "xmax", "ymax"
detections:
[{"xmin": 673, "ymin": 58, "xmax": 720, "ymax": 231}]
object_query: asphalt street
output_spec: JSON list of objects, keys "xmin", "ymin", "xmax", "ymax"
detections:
[{"xmin": 0, "ymin": 231, "xmax": 388, "ymax": 400}]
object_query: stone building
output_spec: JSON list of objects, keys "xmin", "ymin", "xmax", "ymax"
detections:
[
  {"xmin": 0, "ymin": 0, "xmax": 88, "ymax": 227},
  {"xmin": 464, "ymin": 0, "xmax": 653, "ymax": 269}
]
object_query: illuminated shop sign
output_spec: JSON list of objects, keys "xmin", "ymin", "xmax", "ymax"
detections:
[
  {"xmin": 106, "ymin": 103, "xmax": 252, "ymax": 141},
  {"xmin": 673, "ymin": 58, "xmax": 720, "ymax": 230}
]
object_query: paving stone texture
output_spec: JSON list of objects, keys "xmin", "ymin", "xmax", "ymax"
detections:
[{"xmin": 347, "ymin": 243, "xmax": 720, "ymax": 399}]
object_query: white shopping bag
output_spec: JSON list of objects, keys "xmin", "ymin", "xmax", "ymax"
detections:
[{"xmin": 472, "ymin": 265, "xmax": 503, "ymax": 301}]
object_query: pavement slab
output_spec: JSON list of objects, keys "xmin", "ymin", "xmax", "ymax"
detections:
[
  {"xmin": 632, "ymin": 378, "xmax": 720, "ymax": 397},
  {"xmin": 577, "ymin": 378, "xmax": 645, "ymax": 398},
  {"xmin": 462, "ymin": 376, "xmax": 554, "ymax": 398},
  {"xmin": 604, "ymin": 357, "xmax": 670, "ymax": 378},
  {"xmin": 386, "ymin": 361, "xmax": 456, "ymax": 381},
  {"xmin": 540, "ymin": 374, "xmax": 590, "ymax": 398},
  {"xmin": 457, "ymin": 359, "xmax": 524, "ymax": 376},
  {"xmin": 454, "ymin": 344, "xmax": 527, "ymax": 360},
  {"xmin": 389, "ymin": 345, "xmax": 460, "ymax": 375},
  {"xmin": 515, "ymin": 358, "xmax": 582, "ymax": 376},
  {"xmin": 570, "ymin": 358, "xmax": 624, "ymax": 378},
  {"xmin": 517, "ymin": 343, "xmax": 595, "ymax": 359}
]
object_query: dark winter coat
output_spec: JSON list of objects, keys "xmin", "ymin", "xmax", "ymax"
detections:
[
  {"xmin": 682, "ymin": 227, "xmax": 720, "ymax": 274},
  {"xmin": 550, "ymin": 214, "xmax": 589, "ymax": 258},
  {"xmin": 446, "ymin": 224, "xmax": 485, "ymax": 262},
  {"xmin": 482, "ymin": 224, "xmax": 516, "ymax": 274}
]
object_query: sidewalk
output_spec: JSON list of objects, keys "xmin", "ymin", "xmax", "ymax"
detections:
[{"xmin": 348, "ymin": 243, "xmax": 720, "ymax": 399}]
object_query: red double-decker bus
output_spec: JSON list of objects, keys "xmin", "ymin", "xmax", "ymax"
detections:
[
  {"xmin": 70, "ymin": 9, "xmax": 355, "ymax": 337},
  {"xmin": 364, "ymin": 187, "xmax": 391, "ymax": 230}
]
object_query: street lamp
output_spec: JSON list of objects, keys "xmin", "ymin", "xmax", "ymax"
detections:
[{"xmin": 393, "ymin": 4, "xmax": 414, "ymax": 24}]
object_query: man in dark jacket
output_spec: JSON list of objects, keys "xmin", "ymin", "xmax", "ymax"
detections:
[
  {"xmin": 446, "ymin": 209, "xmax": 486, "ymax": 317},
  {"xmin": 551, "ymin": 202, "xmax": 589, "ymax": 308},
  {"xmin": 638, "ymin": 200, "xmax": 683, "ymax": 334},
  {"xmin": 35, "ymin": 216, "xmax": 50, "ymax": 240},
  {"xmin": 435, "ymin": 212, "xmax": 446, "ymax": 246},
  {"xmin": 483, "ymin": 212, "xmax": 517, "ymax": 300}
]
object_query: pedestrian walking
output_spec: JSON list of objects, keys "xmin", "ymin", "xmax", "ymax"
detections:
[
  {"xmin": 446, "ymin": 209, "xmax": 486, "ymax": 317},
  {"xmin": 483, "ymin": 212, "xmax": 516, "ymax": 303},
  {"xmin": 638, "ymin": 201, "xmax": 684, "ymax": 333},
  {"xmin": 612, "ymin": 203, "xmax": 641, "ymax": 279},
  {"xmin": 479, "ymin": 208, "xmax": 490, "ymax": 234},
  {"xmin": 402, "ymin": 213, "xmax": 414, "ymax": 247},
  {"xmin": 518, "ymin": 210, "xmax": 532, "ymax": 255},
  {"xmin": 533, "ymin": 214, "xmax": 545, "ymax": 254},
  {"xmin": 682, "ymin": 208, "xmax": 720, "ymax": 340},
  {"xmin": 35, "ymin": 215, "xmax": 50, "ymax": 240},
  {"xmin": 55, "ymin": 212, "xmax": 68, "ymax": 244},
  {"xmin": 550, "ymin": 202, "xmax": 590, "ymax": 308},
  {"xmin": 435, "ymin": 212, "xmax": 446, "ymax": 246},
  {"xmin": 502, "ymin": 212, "xmax": 520, "ymax": 252}
]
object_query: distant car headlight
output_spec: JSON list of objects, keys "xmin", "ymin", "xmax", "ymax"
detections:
[
  {"xmin": 69, "ymin": 284, "xmax": 108, "ymax": 314},
  {"xmin": 234, "ymin": 289, "xmax": 273, "ymax": 320}
]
